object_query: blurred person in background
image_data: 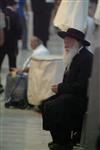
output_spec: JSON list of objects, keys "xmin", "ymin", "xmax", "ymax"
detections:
[
  {"xmin": 18, "ymin": 36, "xmax": 50, "ymax": 73},
  {"xmin": 17, "ymin": 0, "xmax": 28, "ymax": 50},
  {"xmin": 12, "ymin": 36, "xmax": 50, "ymax": 74},
  {"xmin": 30, "ymin": 0, "xmax": 55, "ymax": 47},
  {"xmin": 0, "ymin": 0, "xmax": 22, "ymax": 93},
  {"xmin": 0, "ymin": 7, "xmax": 6, "ymax": 93},
  {"xmin": 88, "ymin": 0, "xmax": 98, "ymax": 17}
]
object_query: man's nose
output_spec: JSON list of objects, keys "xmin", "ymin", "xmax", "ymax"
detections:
[{"xmin": 64, "ymin": 41, "xmax": 70, "ymax": 48}]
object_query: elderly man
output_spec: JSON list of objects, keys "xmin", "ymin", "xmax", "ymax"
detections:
[
  {"xmin": 41, "ymin": 28, "xmax": 93, "ymax": 150},
  {"xmin": 22, "ymin": 36, "xmax": 50, "ymax": 72}
]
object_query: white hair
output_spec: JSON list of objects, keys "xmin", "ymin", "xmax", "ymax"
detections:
[{"xmin": 63, "ymin": 43, "xmax": 80, "ymax": 71}]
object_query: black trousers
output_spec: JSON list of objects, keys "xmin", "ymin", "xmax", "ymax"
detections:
[
  {"xmin": 0, "ymin": 49, "xmax": 17, "ymax": 70},
  {"xmin": 50, "ymin": 128, "xmax": 73, "ymax": 148},
  {"xmin": 33, "ymin": 4, "xmax": 54, "ymax": 46},
  {"xmin": 20, "ymin": 16, "xmax": 28, "ymax": 49},
  {"xmin": 41, "ymin": 94, "xmax": 85, "ymax": 146}
]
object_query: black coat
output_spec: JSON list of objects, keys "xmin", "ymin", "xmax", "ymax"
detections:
[
  {"xmin": 42, "ymin": 47, "xmax": 93, "ymax": 130},
  {"xmin": 31, "ymin": 0, "xmax": 45, "ymax": 12},
  {"xmin": 31, "ymin": 0, "xmax": 54, "ymax": 12}
]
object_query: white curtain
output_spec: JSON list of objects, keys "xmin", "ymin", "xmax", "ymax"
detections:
[
  {"xmin": 54, "ymin": 0, "xmax": 89, "ymax": 32},
  {"xmin": 27, "ymin": 55, "xmax": 64, "ymax": 105},
  {"xmin": 94, "ymin": 0, "xmax": 100, "ymax": 25}
]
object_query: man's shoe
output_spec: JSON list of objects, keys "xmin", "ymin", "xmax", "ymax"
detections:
[
  {"xmin": 48, "ymin": 141, "xmax": 54, "ymax": 148},
  {"xmin": 49, "ymin": 143, "xmax": 72, "ymax": 150},
  {"xmin": 34, "ymin": 105, "xmax": 42, "ymax": 113},
  {"xmin": 73, "ymin": 144, "xmax": 84, "ymax": 150},
  {"xmin": 0, "ymin": 84, "xmax": 4, "ymax": 94}
]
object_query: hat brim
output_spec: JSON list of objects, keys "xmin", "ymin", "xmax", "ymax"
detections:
[{"xmin": 58, "ymin": 31, "xmax": 90, "ymax": 46}]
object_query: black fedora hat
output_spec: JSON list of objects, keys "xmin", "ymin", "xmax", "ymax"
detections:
[{"xmin": 58, "ymin": 28, "xmax": 90, "ymax": 46}]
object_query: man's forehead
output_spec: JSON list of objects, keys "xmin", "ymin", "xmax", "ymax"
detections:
[
  {"xmin": 64, "ymin": 36, "xmax": 76, "ymax": 40},
  {"xmin": 31, "ymin": 37, "xmax": 38, "ymax": 41}
]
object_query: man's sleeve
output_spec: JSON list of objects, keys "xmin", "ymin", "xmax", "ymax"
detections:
[{"xmin": 58, "ymin": 54, "xmax": 93, "ymax": 94}]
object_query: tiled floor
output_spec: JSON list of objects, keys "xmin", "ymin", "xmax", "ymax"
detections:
[{"xmin": 0, "ymin": 100, "xmax": 51, "ymax": 150}]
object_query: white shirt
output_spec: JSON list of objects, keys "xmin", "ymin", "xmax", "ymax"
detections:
[{"xmin": 32, "ymin": 44, "xmax": 50, "ymax": 56}]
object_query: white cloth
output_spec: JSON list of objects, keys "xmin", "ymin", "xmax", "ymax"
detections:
[
  {"xmin": 94, "ymin": 0, "xmax": 100, "ymax": 25},
  {"xmin": 54, "ymin": 0, "xmax": 89, "ymax": 32},
  {"xmin": 27, "ymin": 55, "xmax": 64, "ymax": 105},
  {"xmin": 23, "ymin": 44, "xmax": 50, "ymax": 69}
]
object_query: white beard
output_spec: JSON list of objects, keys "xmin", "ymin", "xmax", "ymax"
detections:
[{"xmin": 63, "ymin": 48, "xmax": 78, "ymax": 71}]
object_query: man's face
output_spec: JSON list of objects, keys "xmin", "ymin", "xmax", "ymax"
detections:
[
  {"xmin": 88, "ymin": 2, "xmax": 96, "ymax": 17},
  {"xmin": 64, "ymin": 36, "xmax": 78, "ymax": 52},
  {"xmin": 30, "ymin": 38, "xmax": 38, "ymax": 49},
  {"xmin": 63, "ymin": 36, "xmax": 80, "ymax": 68},
  {"xmin": 12, "ymin": 4, "xmax": 17, "ymax": 11}
]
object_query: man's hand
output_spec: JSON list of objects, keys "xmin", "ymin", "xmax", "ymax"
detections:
[
  {"xmin": 51, "ymin": 84, "xmax": 58, "ymax": 93},
  {"xmin": 17, "ymin": 67, "xmax": 29, "ymax": 73}
]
